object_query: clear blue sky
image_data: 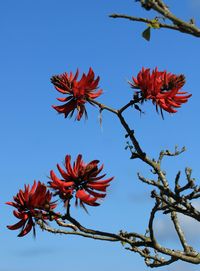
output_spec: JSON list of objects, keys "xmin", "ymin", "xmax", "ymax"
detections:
[{"xmin": 1, "ymin": 1, "xmax": 200, "ymax": 271}]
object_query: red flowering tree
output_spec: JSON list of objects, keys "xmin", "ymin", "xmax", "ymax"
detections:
[{"xmin": 6, "ymin": 1, "xmax": 200, "ymax": 268}]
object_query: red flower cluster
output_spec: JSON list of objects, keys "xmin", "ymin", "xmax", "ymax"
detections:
[
  {"xmin": 49, "ymin": 154, "xmax": 113, "ymax": 208},
  {"xmin": 130, "ymin": 67, "xmax": 192, "ymax": 114},
  {"xmin": 51, "ymin": 68, "xmax": 102, "ymax": 120},
  {"xmin": 6, "ymin": 181, "xmax": 57, "ymax": 237}
]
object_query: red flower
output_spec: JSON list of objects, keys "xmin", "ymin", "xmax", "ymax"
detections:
[
  {"xmin": 49, "ymin": 154, "xmax": 113, "ymax": 209},
  {"xmin": 51, "ymin": 68, "xmax": 102, "ymax": 120},
  {"xmin": 6, "ymin": 181, "xmax": 57, "ymax": 237},
  {"xmin": 130, "ymin": 67, "xmax": 192, "ymax": 115}
]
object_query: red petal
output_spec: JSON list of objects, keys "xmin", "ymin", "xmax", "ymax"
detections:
[
  {"xmin": 54, "ymin": 86, "xmax": 67, "ymax": 94},
  {"xmin": 50, "ymin": 170, "xmax": 62, "ymax": 183},
  {"xmin": 65, "ymin": 155, "xmax": 77, "ymax": 178},
  {"xmin": 92, "ymin": 177, "xmax": 114, "ymax": 185},
  {"xmin": 7, "ymin": 219, "xmax": 26, "ymax": 230},
  {"xmin": 57, "ymin": 164, "xmax": 69, "ymax": 180},
  {"xmin": 85, "ymin": 188, "xmax": 106, "ymax": 198},
  {"xmin": 13, "ymin": 210, "xmax": 29, "ymax": 220},
  {"xmin": 74, "ymin": 154, "xmax": 83, "ymax": 174},
  {"xmin": 18, "ymin": 219, "xmax": 33, "ymax": 237},
  {"xmin": 76, "ymin": 189, "xmax": 99, "ymax": 206},
  {"xmin": 87, "ymin": 183, "xmax": 109, "ymax": 191},
  {"xmin": 29, "ymin": 181, "xmax": 37, "ymax": 196},
  {"xmin": 6, "ymin": 201, "xmax": 18, "ymax": 208},
  {"xmin": 89, "ymin": 174, "xmax": 106, "ymax": 181},
  {"xmin": 57, "ymin": 96, "xmax": 72, "ymax": 102}
]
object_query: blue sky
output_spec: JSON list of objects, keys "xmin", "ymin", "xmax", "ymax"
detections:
[{"xmin": 1, "ymin": 1, "xmax": 200, "ymax": 270}]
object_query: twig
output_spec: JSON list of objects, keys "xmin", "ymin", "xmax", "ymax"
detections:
[
  {"xmin": 110, "ymin": 0, "xmax": 200, "ymax": 38},
  {"xmin": 109, "ymin": 14, "xmax": 178, "ymax": 31},
  {"xmin": 37, "ymin": 220, "xmax": 119, "ymax": 242}
]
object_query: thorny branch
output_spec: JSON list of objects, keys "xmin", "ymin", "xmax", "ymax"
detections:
[
  {"xmin": 37, "ymin": 96, "xmax": 200, "ymax": 267},
  {"xmin": 36, "ymin": 2, "xmax": 200, "ymax": 268},
  {"xmin": 110, "ymin": 0, "xmax": 200, "ymax": 38}
]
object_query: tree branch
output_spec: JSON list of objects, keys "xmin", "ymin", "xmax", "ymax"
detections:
[
  {"xmin": 171, "ymin": 211, "xmax": 190, "ymax": 253},
  {"xmin": 110, "ymin": 0, "xmax": 200, "ymax": 38},
  {"xmin": 37, "ymin": 220, "xmax": 120, "ymax": 242},
  {"xmin": 109, "ymin": 14, "xmax": 179, "ymax": 31}
]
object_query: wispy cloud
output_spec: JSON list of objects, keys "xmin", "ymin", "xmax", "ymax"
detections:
[
  {"xmin": 154, "ymin": 201, "xmax": 200, "ymax": 246},
  {"xmin": 9, "ymin": 245, "xmax": 57, "ymax": 258},
  {"xmin": 162, "ymin": 261, "xmax": 197, "ymax": 271}
]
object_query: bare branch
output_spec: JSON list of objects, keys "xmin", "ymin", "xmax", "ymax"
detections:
[
  {"xmin": 171, "ymin": 211, "xmax": 190, "ymax": 253},
  {"xmin": 158, "ymin": 146, "xmax": 186, "ymax": 164},
  {"xmin": 110, "ymin": 0, "xmax": 200, "ymax": 38},
  {"xmin": 37, "ymin": 220, "xmax": 120, "ymax": 242},
  {"xmin": 56, "ymin": 220, "xmax": 78, "ymax": 231},
  {"xmin": 88, "ymin": 99, "xmax": 118, "ymax": 115}
]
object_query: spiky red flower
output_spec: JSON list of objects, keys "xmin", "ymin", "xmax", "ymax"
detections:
[
  {"xmin": 51, "ymin": 68, "xmax": 102, "ymax": 120},
  {"xmin": 130, "ymin": 67, "xmax": 192, "ymax": 115},
  {"xmin": 49, "ymin": 154, "xmax": 113, "ymax": 209},
  {"xmin": 6, "ymin": 181, "xmax": 57, "ymax": 237}
]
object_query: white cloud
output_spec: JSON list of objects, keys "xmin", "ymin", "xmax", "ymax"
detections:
[
  {"xmin": 154, "ymin": 215, "xmax": 179, "ymax": 243},
  {"xmin": 162, "ymin": 261, "xmax": 198, "ymax": 271},
  {"xmin": 154, "ymin": 201, "xmax": 200, "ymax": 246}
]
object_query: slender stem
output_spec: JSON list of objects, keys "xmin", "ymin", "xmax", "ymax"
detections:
[
  {"xmin": 37, "ymin": 220, "xmax": 119, "ymax": 242},
  {"xmin": 110, "ymin": 14, "xmax": 178, "ymax": 31},
  {"xmin": 90, "ymin": 99, "xmax": 118, "ymax": 115},
  {"xmin": 118, "ymin": 97, "xmax": 142, "ymax": 114},
  {"xmin": 63, "ymin": 214, "xmax": 132, "ymax": 244},
  {"xmin": 117, "ymin": 112, "xmax": 145, "ymax": 157},
  {"xmin": 91, "ymin": 98, "xmax": 168, "ymax": 186},
  {"xmin": 110, "ymin": 0, "xmax": 200, "ymax": 38},
  {"xmin": 56, "ymin": 219, "xmax": 78, "ymax": 231},
  {"xmin": 148, "ymin": 202, "xmax": 159, "ymax": 246},
  {"xmin": 117, "ymin": 111, "xmax": 169, "ymax": 187}
]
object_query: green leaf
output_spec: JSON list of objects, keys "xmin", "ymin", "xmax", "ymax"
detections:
[
  {"xmin": 120, "ymin": 241, "xmax": 126, "ymax": 246},
  {"xmin": 142, "ymin": 26, "xmax": 151, "ymax": 41}
]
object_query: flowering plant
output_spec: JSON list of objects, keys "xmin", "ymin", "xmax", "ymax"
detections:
[
  {"xmin": 51, "ymin": 68, "xmax": 102, "ymax": 120},
  {"xmin": 130, "ymin": 67, "xmax": 192, "ymax": 116},
  {"xmin": 49, "ymin": 154, "xmax": 113, "ymax": 208},
  {"xmin": 7, "ymin": 181, "xmax": 57, "ymax": 237},
  {"xmin": 6, "ymin": 1, "xmax": 200, "ymax": 269}
]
